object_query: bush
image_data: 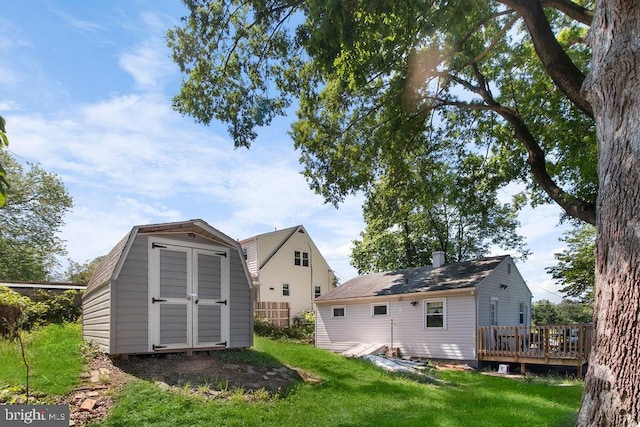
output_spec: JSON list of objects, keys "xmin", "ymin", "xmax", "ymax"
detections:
[
  {"xmin": 0, "ymin": 287, "xmax": 82, "ymax": 337},
  {"xmin": 254, "ymin": 310, "xmax": 316, "ymax": 343}
]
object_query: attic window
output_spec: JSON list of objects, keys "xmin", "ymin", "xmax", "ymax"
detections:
[
  {"xmin": 241, "ymin": 247, "xmax": 248, "ymax": 260},
  {"xmin": 294, "ymin": 250, "xmax": 309, "ymax": 267}
]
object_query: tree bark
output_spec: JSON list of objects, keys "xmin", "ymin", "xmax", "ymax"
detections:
[{"xmin": 578, "ymin": 0, "xmax": 640, "ymax": 425}]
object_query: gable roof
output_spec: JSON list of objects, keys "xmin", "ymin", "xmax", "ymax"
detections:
[
  {"xmin": 315, "ymin": 255, "xmax": 509, "ymax": 302},
  {"xmin": 84, "ymin": 219, "xmax": 244, "ymax": 297},
  {"xmin": 239, "ymin": 225, "xmax": 304, "ymax": 270}
]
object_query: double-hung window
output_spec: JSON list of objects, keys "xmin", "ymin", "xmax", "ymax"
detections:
[
  {"xmin": 425, "ymin": 299, "xmax": 446, "ymax": 329},
  {"xmin": 294, "ymin": 250, "xmax": 309, "ymax": 267}
]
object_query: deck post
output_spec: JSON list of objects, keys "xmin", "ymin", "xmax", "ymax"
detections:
[{"xmin": 514, "ymin": 327, "xmax": 519, "ymax": 359}]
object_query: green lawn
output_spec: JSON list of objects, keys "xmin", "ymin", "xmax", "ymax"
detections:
[
  {"xmin": 0, "ymin": 322, "xmax": 84, "ymax": 396},
  {"xmin": 101, "ymin": 336, "xmax": 582, "ymax": 427},
  {"xmin": 0, "ymin": 326, "xmax": 582, "ymax": 426}
]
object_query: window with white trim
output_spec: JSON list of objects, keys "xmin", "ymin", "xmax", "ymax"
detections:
[
  {"xmin": 332, "ymin": 306, "xmax": 345, "ymax": 317},
  {"xmin": 518, "ymin": 301, "xmax": 526, "ymax": 325},
  {"xmin": 314, "ymin": 285, "xmax": 321, "ymax": 299},
  {"xmin": 424, "ymin": 299, "xmax": 446, "ymax": 329},
  {"xmin": 282, "ymin": 283, "xmax": 290, "ymax": 296},
  {"xmin": 372, "ymin": 303, "xmax": 389, "ymax": 316},
  {"xmin": 294, "ymin": 250, "xmax": 309, "ymax": 267}
]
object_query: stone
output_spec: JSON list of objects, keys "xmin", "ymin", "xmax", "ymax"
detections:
[
  {"xmin": 80, "ymin": 399, "xmax": 97, "ymax": 411},
  {"xmin": 223, "ymin": 364, "xmax": 240, "ymax": 370},
  {"xmin": 266, "ymin": 371, "xmax": 277, "ymax": 376},
  {"xmin": 98, "ymin": 368, "xmax": 110, "ymax": 375},
  {"xmin": 155, "ymin": 381, "xmax": 170, "ymax": 392},
  {"xmin": 246, "ymin": 365, "xmax": 256, "ymax": 374},
  {"xmin": 86, "ymin": 391, "xmax": 100, "ymax": 398}
]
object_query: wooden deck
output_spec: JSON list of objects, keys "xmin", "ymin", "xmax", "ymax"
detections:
[{"xmin": 477, "ymin": 324, "xmax": 592, "ymax": 377}]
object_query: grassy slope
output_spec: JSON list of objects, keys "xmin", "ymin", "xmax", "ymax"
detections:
[
  {"xmin": 102, "ymin": 336, "xmax": 582, "ymax": 427},
  {"xmin": 0, "ymin": 322, "xmax": 84, "ymax": 395}
]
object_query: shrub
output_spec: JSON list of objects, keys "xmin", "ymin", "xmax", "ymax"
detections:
[
  {"xmin": 254, "ymin": 310, "xmax": 316, "ymax": 343},
  {"xmin": 0, "ymin": 287, "xmax": 82, "ymax": 337}
]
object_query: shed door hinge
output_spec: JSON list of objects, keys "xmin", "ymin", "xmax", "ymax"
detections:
[
  {"xmin": 215, "ymin": 299, "xmax": 228, "ymax": 305},
  {"xmin": 153, "ymin": 344, "xmax": 167, "ymax": 351},
  {"xmin": 152, "ymin": 297, "xmax": 167, "ymax": 303},
  {"xmin": 215, "ymin": 251, "xmax": 227, "ymax": 257},
  {"xmin": 152, "ymin": 242, "xmax": 167, "ymax": 249},
  {"xmin": 215, "ymin": 341, "xmax": 227, "ymax": 347}
]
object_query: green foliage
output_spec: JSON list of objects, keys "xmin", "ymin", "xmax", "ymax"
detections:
[
  {"xmin": 351, "ymin": 146, "xmax": 528, "ymax": 273},
  {"xmin": 168, "ymin": 1, "xmax": 596, "ymax": 225},
  {"xmin": 532, "ymin": 299, "xmax": 592, "ymax": 325},
  {"xmin": 0, "ymin": 115, "xmax": 8, "ymax": 206},
  {"xmin": 0, "ymin": 286, "xmax": 82, "ymax": 337},
  {"xmin": 254, "ymin": 311, "xmax": 315, "ymax": 343},
  {"xmin": 547, "ymin": 224, "xmax": 595, "ymax": 304},
  {"xmin": 0, "ymin": 151, "xmax": 73, "ymax": 281},
  {"xmin": 64, "ymin": 256, "xmax": 104, "ymax": 284},
  {"xmin": 0, "ymin": 322, "xmax": 84, "ymax": 396}
]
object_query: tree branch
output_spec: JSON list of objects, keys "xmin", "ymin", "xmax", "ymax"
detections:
[
  {"xmin": 499, "ymin": 0, "xmax": 594, "ymax": 118},
  {"xmin": 542, "ymin": 0, "xmax": 593, "ymax": 26},
  {"xmin": 432, "ymin": 70, "xmax": 596, "ymax": 224}
]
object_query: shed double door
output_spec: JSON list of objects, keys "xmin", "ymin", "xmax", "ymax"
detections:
[{"xmin": 149, "ymin": 239, "xmax": 229, "ymax": 351}]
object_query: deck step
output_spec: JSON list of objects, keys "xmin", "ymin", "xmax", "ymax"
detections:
[{"xmin": 341, "ymin": 343, "xmax": 386, "ymax": 358}]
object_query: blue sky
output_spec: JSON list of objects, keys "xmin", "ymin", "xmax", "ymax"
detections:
[{"xmin": 1, "ymin": 1, "xmax": 569, "ymax": 301}]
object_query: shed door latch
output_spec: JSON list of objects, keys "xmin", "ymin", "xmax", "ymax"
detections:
[{"xmin": 152, "ymin": 297, "xmax": 167, "ymax": 303}]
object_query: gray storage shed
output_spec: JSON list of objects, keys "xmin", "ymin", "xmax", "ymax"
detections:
[{"xmin": 82, "ymin": 219, "xmax": 253, "ymax": 355}]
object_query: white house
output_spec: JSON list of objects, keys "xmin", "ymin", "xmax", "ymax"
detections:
[
  {"xmin": 240, "ymin": 225, "xmax": 336, "ymax": 320},
  {"xmin": 314, "ymin": 253, "xmax": 532, "ymax": 366}
]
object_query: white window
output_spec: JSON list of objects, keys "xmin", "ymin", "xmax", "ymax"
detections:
[
  {"xmin": 372, "ymin": 303, "xmax": 389, "ymax": 316},
  {"xmin": 314, "ymin": 285, "xmax": 321, "ymax": 299},
  {"xmin": 332, "ymin": 306, "xmax": 345, "ymax": 317},
  {"xmin": 282, "ymin": 283, "xmax": 290, "ymax": 296},
  {"xmin": 490, "ymin": 298, "xmax": 499, "ymax": 326},
  {"xmin": 424, "ymin": 299, "xmax": 446, "ymax": 329},
  {"xmin": 294, "ymin": 250, "xmax": 309, "ymax": 267},
  {"xmin": 519, "ymin": 302, "xmax": 526, "ymax": 325}
]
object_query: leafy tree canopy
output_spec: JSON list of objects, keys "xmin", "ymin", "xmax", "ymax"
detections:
[
  {"xmin": 64, "ymin": 256, "xmax": 104, "ymax": 284},
  {"xmin": 167, "ymin": 0, "xmax": 596, "ymax": 225},
  {"xmin": 0, "ymin": 151, "xmax": 73, "ymax": 282},
  {"xmin": 532, "ymin": 298, "xmax": 592, "ymax": 325},
  {"xmin": 547, "ymin": 223, "xmax": 595, "ymax": 304},
  {"xmin": 0, "ymin": 115, "xmax": 9, "ymax": 206},
  {"xmin": 351, "ymin": 142, "xmax": 528, "ymax": 273}
]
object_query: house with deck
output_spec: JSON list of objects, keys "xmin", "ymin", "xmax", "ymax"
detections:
[
  {"xmin": 315, "ymin": 254, "xmax": 531, "ymax": 366},
  {"xmin": 240, "ymin": 225, "xmax": 336, "ymax": 323}
]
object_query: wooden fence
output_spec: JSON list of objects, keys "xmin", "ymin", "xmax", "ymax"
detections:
[
  {"xmin": 478, "ymin": 324, "xmax": 592, "ymax": 377},
  {"xmin": 254, "ymin": 301, "xmax": 290, "ymax": 328}
]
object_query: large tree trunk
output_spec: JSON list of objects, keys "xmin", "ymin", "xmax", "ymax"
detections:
[{"xmin": 578, "ymin": 1, "xmax": 640, "ymax": 425}]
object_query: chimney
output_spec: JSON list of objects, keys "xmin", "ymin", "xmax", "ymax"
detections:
[{"xmin": 432, "ymin": 251, "xmax": 445, "ymax": 268}]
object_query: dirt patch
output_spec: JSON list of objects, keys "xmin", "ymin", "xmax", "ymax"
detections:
[
  {"xmin": 56, "ymin": 349, "xmax": 310, "ymax": 426},
  {"xmin": 113, "ymin": 351, "xmax": 305, "ymax": 394}
]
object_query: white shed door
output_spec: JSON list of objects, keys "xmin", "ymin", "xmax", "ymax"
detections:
[{"xmin": 149, "ymin": 240, "xmax": 229, "ymax": 351}]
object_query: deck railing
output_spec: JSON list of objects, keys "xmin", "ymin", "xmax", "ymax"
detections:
[{"xmin": 478, "ymin": 324, "xmax": 592, "ymax": 375}]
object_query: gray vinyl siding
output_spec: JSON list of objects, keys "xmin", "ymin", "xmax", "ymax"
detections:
[
  {"xmin": 316, "ymin": 295, "xmax": 477, "ymax": 361},
  {"xmin": 229, "ymin": 249, "xmax": 252, "ymax": 348},
  {"xmin": 82, "ymin": 284, "xmax": 111, "ymax": 353},
  {"xmin": 114, "ymin": 235, "xmax": 149, "ymax": 354},
  {"xmin": 476, "ymin": 257, "xmax": 532, "ymax": 327}
]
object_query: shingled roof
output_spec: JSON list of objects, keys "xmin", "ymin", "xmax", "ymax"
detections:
[{"xmin": 315, "ymin": 255, "xmax": 509, "ymax": 302}]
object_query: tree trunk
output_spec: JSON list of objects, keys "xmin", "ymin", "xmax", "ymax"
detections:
[{"xmin": 578, "ymin": 1, "xmax": 640, "ymax": 425}]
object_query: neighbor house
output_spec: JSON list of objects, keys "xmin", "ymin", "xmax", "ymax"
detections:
[
  {"xmin": 314, "ymin": 253, "xmax": 531, "ymax": 367},
  {"xmin": 82, "ymin": 219, "xmax": 253, "ymax": 355},
  {"xmin": 240, "ymin": 225, "xmax": 336, "ymax": 320}
]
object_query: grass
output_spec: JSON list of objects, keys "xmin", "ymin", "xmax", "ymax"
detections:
[
  {"xmin": 0, "ymin": 322, "xmax": 84, "ymax": 396},
  {"xmin": 100, "ymin": 336, "xmax": 583, "ymax": 427},
  {"xmin": 0, "ymin": 326, "xmax": 582, "ymax": 425}
]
